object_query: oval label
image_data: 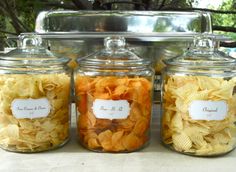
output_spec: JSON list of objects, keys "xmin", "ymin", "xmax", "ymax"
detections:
[
  {"xmin": 189, "ymin": 100, "xmax": 228, "ymax": 121},
  {"xmin": 11, "ymin": 98, "xmax": 51, "ymax": 119},
  {"xmin": 92, "ymin": 99, "xmax": 130, "ymax": 120}
]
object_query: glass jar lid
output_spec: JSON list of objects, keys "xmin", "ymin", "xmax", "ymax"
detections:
[
  {"xmin": 0, "ymin": 33, "xmax": 69, "ymax": 73},
  {"xmin": 78, "ymin": 36, "xmax": 151, "ymax": 70},
  {"xmin": 164, "ymin": 34, "xmax": 236, "ymax": 69}
]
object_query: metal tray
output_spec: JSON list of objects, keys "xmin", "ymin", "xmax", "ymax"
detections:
[
  {"xmin": 35, "ymin": 10, "xmax": 212, "ymax": 38},
  {"xmin": 34, "ymin": 10, "xmax": 214, "ymax": 61}
]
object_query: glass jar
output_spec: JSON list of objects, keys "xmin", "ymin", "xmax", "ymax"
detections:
[
  {"xmin": 75, "ymin": 37, "xmax": 154, "ymax": 152},
  {"xmin": 0, "ymin": 33, "xmax": 71, "ymax": 152},
  {"xmin": 161, "ymin": 34, "xmax": 236, "ymax": 156}
]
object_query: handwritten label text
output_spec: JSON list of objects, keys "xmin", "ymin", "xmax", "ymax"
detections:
[
  {"xmin": 11, "ymin": 98, "xmax": 51, "ymax": 119},
  {"xmin": 92, "ymin": 99, "xmax": 130, "ymax": 120}
]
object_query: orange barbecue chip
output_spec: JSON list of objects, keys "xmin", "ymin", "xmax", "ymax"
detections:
[{"xmin": 76, "ymin": 75, "xmax": 152, "ymax": 152}]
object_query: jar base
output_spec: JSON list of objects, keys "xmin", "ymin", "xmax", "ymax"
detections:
[
  {"xmin": 0, "ymin": 137, "xmax": 70, "ymax": 153},
  {"xmin": 77, "ymin": 138, "xmax": 150, "ymax": 153},
  {"xmin": 161, "ymin": 141, "xmax": 235, "ymax": 157}
]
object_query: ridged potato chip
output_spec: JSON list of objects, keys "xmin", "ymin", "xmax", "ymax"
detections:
[
  {"xmin": 172, "ymin": 132, "xmax": 192, "ymax": 152},
  {"xmin": 162, "ymin": 75, "xmax": 236, "ymax": 156},
  {"xmin": 76, "ymin": 75, "xmax": 152, "ymax": 152}
]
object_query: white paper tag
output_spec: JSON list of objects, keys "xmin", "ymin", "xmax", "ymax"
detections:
[
  {"xmin": 92, "ymin": 99, "xmax": 130, "ymax": 120},
  {"xmin": 11, "ymin": 98, "xmax": 51, "ymax": 119},
  {"xmin": 189, "ymin": 100, "xmax": 228, "ymax": 121}
]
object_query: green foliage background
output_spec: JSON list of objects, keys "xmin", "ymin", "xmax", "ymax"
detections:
[{"xmin": 212, "ymin": 0, "xmax": 236, "ymax": 39}]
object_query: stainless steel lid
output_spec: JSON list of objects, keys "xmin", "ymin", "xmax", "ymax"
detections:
[{"xmin": 35, "ymin": 10, "xmax": 212, "ymax": 41}]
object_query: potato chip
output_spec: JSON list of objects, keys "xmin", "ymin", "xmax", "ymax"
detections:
[
  {"xmin": 162, "ymin": 75, "xmax": 236, "ymax": 156},
  {"xmin": 88, "ymin": 137, "xmax": 101, "ymax": 149},
  {"xmin": 114, "ymin": 118, "xmax": 135, "ymax": 132},
  {"xmin": 41, "ymin": 121, "xmax": 56, "ymax": 133},
  {"xmin": 0, "ymin": 124, "xmax": 19, "ymax": 140},
  {"xmin": 214, "ymin": 133, "xmax": 230, "ymax": 144},
  {"xmin": 75, "ymin": 75, "xmax": 152, "ymax": 152},
  {"xmin": 170, "ymin": 113, "xmax": 183, "ymax": 132},
  {"xmin": 197, "ymin": 76, "xmax": 222, "ymax": 90},
  {"xmin": 129, "ymin": 102, "xmax": 143, "ymax": 122},
  {"xmin": 78, "ymin": 112, "xmax": 96, "ymax": 129},
  {"xmin": 83, "ymin": 131, "xmax": 98, "ymax": 144},
  {"xmin": 95, "ymin": 119, "xmax": 112, "ymax": 130},
  {"xmin": 98, "ymin": 130, "xmax": 113, "ymax": 151},
  {"xmin": 112, "ymin": 130, "xmax": 125, "ymax": 151},
  {"xmin": 0, "ymin": 73, "xmax": 70, "ymax": 152},
  {"xmin": 195, "ymin": 144, "xmax": 213, "ymax": 155},
  {"xmin": 172, "ymin": 132, "xmax": 192, "ymax": 152},
  {"xmin": 133, "ymin": 118, "xmax": 149, "ymax": 136},
  {"xmin": 122, "ymin": 132, "xmax": 143, "ymax": 151},
  {"xmin": 184, "ymin": 128, "xmax": 208, "ymax": 149}
]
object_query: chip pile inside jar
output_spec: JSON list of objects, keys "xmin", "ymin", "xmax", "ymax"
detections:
[
  {"xmin": 162, "ymin": 75, "xmax": 236, "ymax": 156},
  {"xmin": 0, "ymin": 74, "xmax": 70, "ymax": 152},
  {"xmin": 75, "ymin": 76, "xmax": 152, "ymax": 152}
]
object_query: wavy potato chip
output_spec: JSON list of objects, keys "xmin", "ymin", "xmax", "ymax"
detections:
[
  {"xmin": 185, "ymin": 129, "xmax": 208, "ymax": 149},
  {"xmin": 0, "ymin": 74, "xmax": 70, "ymax": 152},
  {"xmin": 172, "ymin": 132, "xmax": 192, "ymax": 152},
  {"xmin": 162, "ymin": 75, "xmax": 236, "ymax": 156},
  {"xmin": 75, "ymin": 75, "xmax": 152, "ymax": 152}
]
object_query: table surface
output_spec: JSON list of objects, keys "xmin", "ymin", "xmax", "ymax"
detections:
[{"xmin": 0, "ymin": 105, "xmax": 235, "ymax": 172}]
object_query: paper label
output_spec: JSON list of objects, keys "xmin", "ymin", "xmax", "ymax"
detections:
[
  {"xmin": 92, "ymin": 99, "xmax": 130, "ymax": 120},
  {"xmin": 189, "ymin": 100, "xmax": 228, "ymax": 121},
  {"xmin": 11, "ymin": 98, "xmax": 51, "ymax": 119}
]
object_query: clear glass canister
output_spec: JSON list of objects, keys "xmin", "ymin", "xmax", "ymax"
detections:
[
  {"xmin": 75, "ymin": 37, "xmax": 154, "ymax": 152},
  {"xmin": 0, "ymin": 33, "xmax": 71, "ymax": 152},
  {"xmin": 161, "ymin": 34, "xmax": 236, "ymax": 156}
]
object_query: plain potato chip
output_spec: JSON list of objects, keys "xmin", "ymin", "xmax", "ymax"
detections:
[
  {"xmin": 170, "ymin": 113, "xmax": 183, "ymax": 132},
  {"xmin": 0, "ymin": 74, "xmax": 70, "ymax": 152}
]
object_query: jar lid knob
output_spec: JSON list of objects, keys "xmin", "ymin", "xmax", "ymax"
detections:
[
  {"xmin": 19, "ymin": 33, "xmax": 42, "ymax": 49},
  {"xmin": 192, "ymin": 34, "xmax": 215, "ymax": 53},
  {"xmin": 104, "ymin": 36, "xmax": 126, "ymax": 50}
]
